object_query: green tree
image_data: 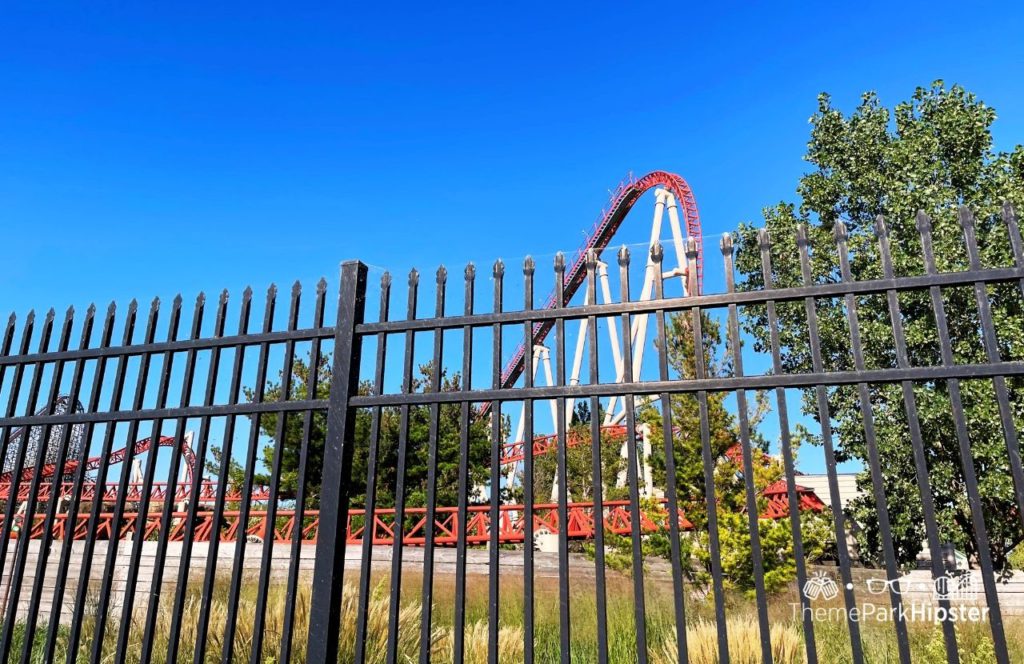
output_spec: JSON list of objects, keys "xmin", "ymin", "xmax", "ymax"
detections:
[
  {"xmin": 652, "ymin": 311, "xmax": 832, "ymax": 594},
  {"xmin": 734, "ymin": 82, "xmax": 1024, "ymax": 573},
  {"xmin": 579, "ymin": 309, "xmax": 834, "ymax": 594},
  {"xmin": 213, "ymin": 355, "xmax": 498, "ymax": 511}
]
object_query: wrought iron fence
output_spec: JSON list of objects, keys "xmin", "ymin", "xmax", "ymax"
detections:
[{"xmin": 0, "ymin": 204, "xmax": 1021, "ymax": 664}]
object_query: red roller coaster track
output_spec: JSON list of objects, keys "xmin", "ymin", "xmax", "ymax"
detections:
[
  {"xmin": 489, "ymin": 171, "xmax": 702, "ymax": 406},
  {"xmin": 0, "ymin": 424, "xmax": 825, "ymax": 545},
  {"xmin": 0, "ymin": 435, "xmax": 194, "ymax": 486},
  {"xmin": 0, "ymin": 171, "xmax": 829, "ymax": 548}
]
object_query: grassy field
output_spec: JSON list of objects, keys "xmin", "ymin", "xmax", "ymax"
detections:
[{"xmin": 9, "ymin": 566, "xmax": 1024, "ymax": 663}]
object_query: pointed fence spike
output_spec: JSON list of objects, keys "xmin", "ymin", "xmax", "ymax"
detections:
[
  {"xmin": 685, "ymin": 236, "xmax": 698, "ymax": 257},
  {"xmin": 757, "ymin": 228, "xmax": 771, "ymax": 248},
  {"xmin": 796, "ymin": 224, "xmax": 810, "ymax": 245},
  {"xmin": 27, "ymin": 310, "xmax": 36, "ymax": 325},
  {"xmin": 586, "ymin": 248, "xmax": 598, "ymax": 268},
  {"xmin": 196, "ymin": 292, "xmax": 206, "ymax": 307},
  {"xmin": 218, "ymin": 289, "xmax": 229, "ymax": 306},
  {"xmin": 267, "ymin": 283, "xmax": 278, "ymax": 298},
  {"xmin": 314, "ymin": 277, "xmax": 327, "ymax": 295},
  {"xmin": 381, "ymin": 272, "xmax": 392, "ymax": 289},
  {"xmin": 492, "ymin": 259, "xmax": 504, "ymax": 278},
  {"xmin": 436, "ymin": 265, "xmax": 447, "ymax": 283},
  {"xmin": 408, "ymin": 268, "xmax": 420, "ymax": 286},
  {"xmin": 465, "ymin": 262, "xmax": 476, "ymax": 280},
  {"xmin": 833, "ymin": 220, "xmax": 849, "ymax": 241},
  {"xmin": 45, "ymin": 308, "xmax": 56, "ymax": 323},
  {"xmin": 617, "ymin": 245, "xmax": 630, "ymax": 266},
  {"xmin": 292, "ymin": 280, "xmax": 302, "ymax": 297},
  {"xmin": 915, "ymin": 210, "xmax": 932, "ymax": 232},
  {"xmin": 64, "ymin": 305, "xmax": 75, "ymax": 321},
  {"xmin": 554, "ymin": 252, "xmax": 566, "ymax": 272},
  {"xmin": 874, "ymin": 215, "xmax": 889, "ymax": 238},
  {"xmin": 958, "ymin": 205, "xmax": 975, "ymax": 228},
  {"xmin": 523, "ymin": 256, "xmax": 536, "ymax": 275},
  {"xmin": 87, "ymin": 303, "xmax": 97, "ymax": 317},
  {"xmin": 7, "ymin": 312, "xmax": 15, "ymax": 327},
  {"xmin": 719, "ymin": 233, "xmax": 734, "ymax": 254},
  {"xmin": 650, "ymin": 241, "xmax": 664, "ymax": 263},
  {"xmin": 242, "ymin": 286, "xmax": 254, "ymax": 300}
]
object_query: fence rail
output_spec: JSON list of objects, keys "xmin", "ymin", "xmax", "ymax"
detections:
[{"xmin": 0, "ymin": 204, "xmax": 1021, "ymax": 663}]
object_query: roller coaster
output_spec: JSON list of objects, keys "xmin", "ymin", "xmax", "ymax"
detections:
[{"xmin": 0, "ymin": 171, "xmax": 825, "ymax": 546}]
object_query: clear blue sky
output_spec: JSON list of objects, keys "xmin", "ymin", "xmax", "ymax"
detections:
[
  {"xmin": 3, "ymin": 2, "xmax": 1023, "ymax": 313},
  {"xmin": 1, "ymin": 2, "xmax": 1023, "ymax": 477}
]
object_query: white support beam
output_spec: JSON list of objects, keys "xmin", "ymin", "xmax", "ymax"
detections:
[{"xmin": 664, "ymin": 192, "xmax": 690, "ymax": 297}]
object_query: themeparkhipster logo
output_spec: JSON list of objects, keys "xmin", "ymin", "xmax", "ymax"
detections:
[{"xmin": 793, "ymin": 571, "xmax": 990, "ymax": 624}]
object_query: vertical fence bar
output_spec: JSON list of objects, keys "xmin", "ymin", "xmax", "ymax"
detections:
[
  {"xmin": 353, "ymin": 272, "xmax": 392, "ymax": 664},
  {"xmin": 552, "ymin": 252, "xmax": 571, "ymax": 664},
  {"xmin": 250, "ymin": 282, "xmax": 304, "ymax": 664},
  {"xmin": 385, "ymin": 268, "xmax": 418, "ymax": 664},
  {"xmin": 282, "ymin": 278, "xmax": 330, "ymax": 664},
  {"xmin": 0, "ymin": 308, "xmax": 56, "ymax": 652},
  {"xmin": 453, "ymin": 263, "xmax": 475, "ymax": 663},
  {"xmin": 721, "ymin": 235, "xmax": 774, "ymax": 664},
  {"xmin": 685, "ymin": 239, "xmax": 729, "ymax": 663},
  {"xmin": 756, "ymin": 229, "xmax": 819, "ymax": 664},
  {"xmin": 307, "ymin": 260, "xmax": 369, "ymax": 664},
  {"xmin": 0, "ymin": 311, "xmax": 38, "ymax": 646},
  {"xmin": 138, "ymin": 293, "xmax": 206, "ymax": 664},
  {"xmin": 43, "ymin": 303, "xmax": 117, "ymax": 663},
  {"xmin": 585, "ymin": 250, "xmax": 610, "ymax": 664},
  {"xmin": 795, "ymin": 225, "xmax": 865, "ymax": 664},
  {"xmin": 4, "ymin": 307, "xmax": 74, "ymax": 663},
  {"xmin": 112, "ymin": 295, "xmax": 182, "ymax": 664},
  {"xmin": 960, "ymin": 206, "xmax": 1024, "ymax": 548},
  {"xmin": 10, "ymin": 306, "xmax": 84, "ymax": 662},
  {"xmin": 996, "ymin": 203, "xmax": 1024, "ymax": 531},
  {"xmin": 487, "ymin": 259, "xmax": 503, "ymax": 664},
  {"xmin": 87, "ymin": 297, "xmax": 160, "ymax": 664},
  {"xmin": 832, "ymin": 222, "xmax": 912, "ymax": 664},
  {"xmin": 66, "ymin": 300, "xmax": 137, "ymax": 663},
  {"xmin": 221, "ymin": 285, "xmax": 277, "ymax": 664},
  {"xmin": 385, "ymin": 268, "xmax": 415, "ymax": 664},
  {"xmin": 874, "ymin": 216, "xmax": 960, "ymax": 664},
  {"xmin": 917, "ymin": 211, "xmax": 1010, "ymax": 663},
  {"xmin": 616, "ymin": 246, "xmax": 648, "ymax": 664},
  {"xmin": 419, "ymin": 266, "xmax": 447, "ymax": 664},
  {"xmin": 0, "ymin": 311, "xmax": 38, "ymax": 572},
  {"xmin": 522, "ymin": 256, "xmax": 536, "ymax": 664},
  {"xmin": 194, "ymin": 287, "xmax": 253, "ymax": 663},
  {"xmin": 166, "ymin": 289, "xmax": 229, "ymax": 664},
  {"xmin": 651, "ymin": 242, "xmax": 689, "ymax": 664}
]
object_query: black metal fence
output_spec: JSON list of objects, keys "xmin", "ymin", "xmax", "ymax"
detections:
[{"xmin": 0, "ymin": 204, "xmax": 1022, "ymax": 663}]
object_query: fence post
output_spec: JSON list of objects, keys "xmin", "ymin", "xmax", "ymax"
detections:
[{"xmin": 307, "ymin": 260, "xmax": 368, "ymax": 664}]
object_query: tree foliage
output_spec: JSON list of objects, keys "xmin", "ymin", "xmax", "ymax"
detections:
[
  {"xmin": 734, "ymin": 82, "xmax": 1024, "ymax": 573},
  {"xmin": 216, "ymin": 355, "xmax": 497, "ymax": 511},
  {"xmin": 574, "ymin": 309, "xmax": 834, "ymax": 594}
]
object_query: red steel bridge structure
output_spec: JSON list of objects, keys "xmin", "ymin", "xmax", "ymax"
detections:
[{"xmin": 0, "ymin": 170, "xmax": 825, "ymax": 546}]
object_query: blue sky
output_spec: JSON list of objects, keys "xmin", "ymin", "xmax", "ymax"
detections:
[{"xmin": 2, "ymin": 2, "xmax": 1023, "ymax": 476}]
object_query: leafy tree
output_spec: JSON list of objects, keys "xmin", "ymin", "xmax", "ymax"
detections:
[
  {"xmin": 651, "ymin": 311, "xmax": 832, "ymax": 594},
  {"xmin": 734, "ymin": 82, "xmax": 1024, "ymax": 574},
  {"xmin": 530, "ymin": 422, "xmax": 627, "ymax": 504},
  {"xmin": 211, "ymin": 355, "xmax": 498, "ymax": 511},
  {"xmin": 574, "ymin": 308, "xmax": 834, "ymax": 594}
]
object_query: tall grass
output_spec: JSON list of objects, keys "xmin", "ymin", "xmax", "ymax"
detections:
[{"xmin": 8, "ymin": 569, "xmax": 1024, "ymax": 663}]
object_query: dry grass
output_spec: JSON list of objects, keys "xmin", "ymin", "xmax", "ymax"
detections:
[{"xmin": 9, "ymin": 567, "xmax": 1024, "ymax": 663}]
